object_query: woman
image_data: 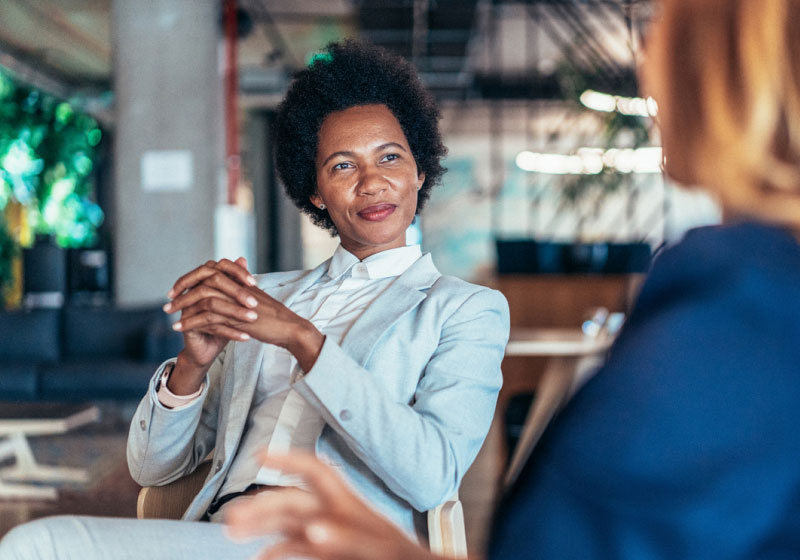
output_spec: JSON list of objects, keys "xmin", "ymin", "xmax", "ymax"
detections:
[
  {"xmin": 225, "ymin": 1, "xmax": 800, "ymax": 559},
  {"xmin": 0, "ymin": 40, "xmax": 509, "ymax": 559}
]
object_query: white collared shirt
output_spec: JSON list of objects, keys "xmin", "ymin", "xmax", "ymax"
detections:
[{"xmin": 156, "ymin": 244, "xmax": 422, "ymax": 496}]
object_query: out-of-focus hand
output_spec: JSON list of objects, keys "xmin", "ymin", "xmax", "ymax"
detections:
[{"xmin": 224, "ymin": 452, "xmax": 443, "ymax": 560}]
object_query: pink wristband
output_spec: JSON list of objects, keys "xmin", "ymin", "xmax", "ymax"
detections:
[{"xmin": 156, "ymin": 363, "xmax": 204, "ymax": 408}]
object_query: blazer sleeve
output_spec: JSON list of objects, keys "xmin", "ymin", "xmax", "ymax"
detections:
[
  {"xmin": 126, "ymin": 347, "xmax": 226, "ymax": 486},
  {"xmin": 292, "ymin": 287, "xmax": 509, "ymax": 512}
]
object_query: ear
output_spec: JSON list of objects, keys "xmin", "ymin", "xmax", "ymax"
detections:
[
  {"xmin": 416, "ymin": 172, "xmax": 426, "ymax": 191},
  {"xmin": 310, "ymin": 193, "xmax": 323, "ymax": 208}
]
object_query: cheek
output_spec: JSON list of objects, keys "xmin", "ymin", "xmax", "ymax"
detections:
[{"xmin": 405, "ymin": 186, "xmax": 420, "ymax": 214}]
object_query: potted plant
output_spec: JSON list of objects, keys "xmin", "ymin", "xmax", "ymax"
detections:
[
  {"xmin": 0, "ymin": 217, "xmax": 17, "ymax": 305},
  {"xmin": 496, "ymin": 49, "xmax": 656, "ymax": 275},
  {"xmin": 0, "ymin": 69, "xmax": 105, "ymax": 306}
]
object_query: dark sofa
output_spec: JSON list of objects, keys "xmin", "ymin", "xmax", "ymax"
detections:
[{"xmin": 0, "ymin": 305, "xmax": 182, "ymax": 401}]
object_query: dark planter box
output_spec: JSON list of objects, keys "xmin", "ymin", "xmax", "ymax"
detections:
[
  {"xmin": 23, "ymin": 237, "xmax": 66, "ymax": 293},
  {"xmin": 23, "ymin": 237, "xmax": 67, "ymax": 308},
  {"xmin": 496, "ymin": 239, "xmax": 652, "ymax": 275}
]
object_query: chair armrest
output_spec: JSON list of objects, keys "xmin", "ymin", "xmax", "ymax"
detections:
[
  {"xmin": 137, "ymin": 460, "xmax": 213, "ymax": 520},
  {"xmin": 139, "ymin": 460, "xmax": 468, "ymax": 557},
  {"xmin": 427, "ymin": 491, "xmax": 467, "ymax": 558}
]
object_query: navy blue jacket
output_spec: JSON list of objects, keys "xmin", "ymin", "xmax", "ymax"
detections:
[{"xmin": 491, "ymin": 223, "xmax": 800, "ymax": 559}]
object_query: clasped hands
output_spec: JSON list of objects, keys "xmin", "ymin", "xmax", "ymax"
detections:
[{"xmin": 163, "ymin": 257, "xmax": 324, "ymax": 391}]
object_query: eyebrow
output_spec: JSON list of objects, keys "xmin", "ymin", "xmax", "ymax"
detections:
[{"xmin": 321, "ymin": 142, "xmax": 408, "ymax": 167}]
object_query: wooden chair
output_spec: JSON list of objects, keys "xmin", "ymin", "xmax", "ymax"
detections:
[
  {"xmin": 137, "ymin": 461, "xmax": 468, "ymax": 558},
  {"xmin": 427, "ymin": 491, "xmax": 468, "ymax": 558},
  {"xmin": 137, "ymin": 460, "xmax": 212, "ymax": 520}
]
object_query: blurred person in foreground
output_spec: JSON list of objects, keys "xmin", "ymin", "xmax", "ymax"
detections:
[
  {"xmin": 0, "ymin": 40, "xmax": 509, "ymax": 559},
  {"xmin": 225, "ymin": 0, "xmax": 800, "ymax": 558}
]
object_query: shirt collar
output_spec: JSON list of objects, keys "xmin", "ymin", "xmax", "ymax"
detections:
[{"xmin": 327, "ymin": 244, "xmax": 422, "ymax": 280}]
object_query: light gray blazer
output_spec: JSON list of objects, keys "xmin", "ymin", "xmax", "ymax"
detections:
[{"xmin": 127, "ymin": 253, "xmax": 509, "ymax": 537}]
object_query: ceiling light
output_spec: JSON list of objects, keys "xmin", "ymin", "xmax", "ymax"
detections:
[
  {"xmin": 516, "ymin": 147, "xmax": 662, "ymax": 175},
  {"xmin": 579, "ymin": 89, "xmax": 658, "ymax": 117}
]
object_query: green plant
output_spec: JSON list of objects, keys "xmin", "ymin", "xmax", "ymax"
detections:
[
  {"xmin": 0, "ymin": 217, "xmax": 17, "ymax": 298},
  {"xmin": 553, "ymin": 53, "xmax": 652, "ymax": 211},
  {"xmin": 0, "ymin": 68, "xmax": 104, "ymax": 249}
]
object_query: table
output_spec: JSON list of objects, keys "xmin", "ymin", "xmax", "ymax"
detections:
[
  {"xmin": 505, "ymin": 327, "xmax": 614, "ymax": 357},
  {"xmin": 0, "ymin": 403, "xmax": 100, "ymax": 500},
  {"xmin": 503, "ymin": 327, "xmax": 615, "ymax": 488}
]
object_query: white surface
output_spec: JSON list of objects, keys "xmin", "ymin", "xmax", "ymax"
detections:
[
  {"xmin": 505, "ymin": 327, "xmax": 614, "ymax": 357},
  {"xmin": 0, "ymin": 406, "xmax": 100, "ymax": 436},
  {"xmin": 141, "ymin": 149, "xmax": 193, "ymax": 192},
  {"xmin": 214, "ymin": 203, "xmax": 255, "ymax": 266},
  {"xmin": 0, "ymin": 406, "xmax": 99, "ymax": 500}
]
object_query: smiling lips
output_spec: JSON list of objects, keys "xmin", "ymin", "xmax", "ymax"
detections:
[{"xmin": 357, "ymin": 203, "xmax": 397, "ymax": 221}]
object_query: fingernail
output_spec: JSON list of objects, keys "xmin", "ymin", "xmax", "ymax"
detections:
[
  {"xmin": 245, "ymin": 311, "xmax": 257, "ymax": 320},
  {"xmin": 239, "ymin": 333, "xmax": 250, "ymax": 341},
  {"xmin": 246, "ymin": 296, "xmax": 258, "ymax": 307},
  {"xmin": 167, "ymin": 289, "xmax": 175, "ymax": 298},
  {"xmin": 162, "ymin": 302, "xmax": 172, "ymax": 312},
  {"xmin": 172, "ymin": 322, "xmax": 182, "ymax": 331},
  {"xmin": 306, "ymin": 524, "xmax": 329, "ymax": 544},
  {"xmin": 246, "ymin": 276, "xmax": 256, "ymax": 286}
]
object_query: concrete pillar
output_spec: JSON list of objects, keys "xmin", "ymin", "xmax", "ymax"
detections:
[
  {"xmin": 245, "ymin": 110, "xmax": 302, "ymax": 273},
  {"xmin": 111, "ymin": 0, "xmax": 224, "ymax": 306}
]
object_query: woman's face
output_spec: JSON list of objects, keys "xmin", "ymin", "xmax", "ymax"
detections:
[{"xmin": 312, "ymin": 104, "xmax": 425, "ymax": 260}]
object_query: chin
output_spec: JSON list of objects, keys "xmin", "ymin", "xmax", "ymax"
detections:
[{"xmin": 354, "ymin": 227, "xmax": 406, "ymax": 247}]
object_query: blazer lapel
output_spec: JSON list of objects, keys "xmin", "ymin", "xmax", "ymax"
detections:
[
  {"xmin": 339, "ymin": 252, "xmax": 441, "ymax": 366},
  {"xmin": 222, "ymin": 260, "xmax": 332, "ymax": 453},
  {"xmin": 260, "ymin": 259, "xmax": 332, "ymax": 305}
]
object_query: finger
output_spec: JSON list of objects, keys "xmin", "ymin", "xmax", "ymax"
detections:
[
  {"xmin": 257, "ymin": 520, "xmax": 427, "ymax": 560},
  {"xmin": 178, "ymin": 294, "xmax": 258, "ymax": 325},
  {"xmin": 175, "ymin": 309, "xmax": 251, "ymax": 336},
  {"xmin": 301, "ymin": 519, "xmax": 430, "ymax": 560},
  {"xmin": 167, "ymin": 262, "xmax": 221, "ymax": 299},
  {"xmin": 235, "ymin": 256, "xmax": 248, "ymax": 271},
  {"xmin": 212, "ymin": 258, "xmax": 257, "ymax": 288},
  {"xmin": 199, "ymin": 270, "xmax": 260, "ymax": 310},
  {"xmin": 194, "ymin": 323, "xmax": 251, "ymax": 342},
  {"xmin": 256, "ymin": 452, "xmax": 365, "ymax": 510},
  {"xmin": 257, "ymin": 541, "xmax": 320, "ymax": 560},
  {"xmin": 225, "ymin": 488, "xmax": 321, "ymax": 540},
  {"xmin": 165, "ymin": 282, "xmax": 238, "ymax": 315}
]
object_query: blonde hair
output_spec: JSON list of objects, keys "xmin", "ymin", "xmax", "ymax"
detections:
[{"xmin": 649, "ymin": 0, "xmax": 800, "ymax": 230}]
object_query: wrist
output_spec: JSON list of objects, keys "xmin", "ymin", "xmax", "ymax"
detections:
[
  {"xmin": 157, "ymin": 362, "xmax": 204, "ymax": 408},
  {"xmin": 288, "ymin": 320, "xmax": 325, "ymax": 373},
  {"xmin": 168, "ymin": 351, "xmax": 209, "ymax": 395}
]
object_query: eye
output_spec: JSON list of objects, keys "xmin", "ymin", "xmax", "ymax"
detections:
[
  {"xmin": 381, "ymin": 153, "xmax": 400, "ymax": 163},
  {"xmin": 332, "ymin": 161, "xmax": 353, "ymax": 171}
]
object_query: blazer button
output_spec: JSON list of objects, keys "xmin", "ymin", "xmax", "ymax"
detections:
[
  {"xmin": 215, "ymin": 460, "xmax": 223, "ymax": 473},
  {"xmin": 339, "ymin": 409, "xmax": 352, "ymax": 421},
  {"xmin": 139, "ymin": 420, "xmax": 146, "ymax": 431}
]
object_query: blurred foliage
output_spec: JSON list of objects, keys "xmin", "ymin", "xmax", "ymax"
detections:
[
  {"xmin": 0, "ymin": 68, "xmax": 103, "ymax": 292},
  {"xmin": 0, "ymin": 217, "xmax": 17, "ymax": 300},
  {"xmin": 0, "ymin": 68, "xmax": 104, "ymax": 294},
  {"xmin": 555, "ymin": 52, "xmax": 652, "ymax": 206},
  {"xmin": 0, "ymin": 69, "xmax": 104, "ymax": 249},
  {"xmin": 560, "ymin": 166, "xmax": 628, "ymax": 206}
]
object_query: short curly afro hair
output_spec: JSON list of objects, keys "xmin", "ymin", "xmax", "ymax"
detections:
[{"xmin": 274, "ymin": 39, "xmax": 447, "ymax": 234}]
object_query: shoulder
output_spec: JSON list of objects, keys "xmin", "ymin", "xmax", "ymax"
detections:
[
  {"xmin": 430, "ymin": 274, "xmax": 506, "ymax": 302},
  {"xmin": 427, "ymin": 275, "xmax": 510, "ymax": 323}
]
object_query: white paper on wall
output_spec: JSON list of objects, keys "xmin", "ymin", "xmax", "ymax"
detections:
[{"xmin": 141, "ymin": 150, "xmax": 194, "ymax": 192}]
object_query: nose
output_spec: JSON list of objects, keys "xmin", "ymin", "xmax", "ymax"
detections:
[{"xmin": 356, "ymin": 168, "xmax": 388, "ymax": 197}]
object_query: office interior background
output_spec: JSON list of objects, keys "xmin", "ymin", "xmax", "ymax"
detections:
[{"xmin": 0, "ymin": 0, "xmax": 720, "ymax": 553}]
